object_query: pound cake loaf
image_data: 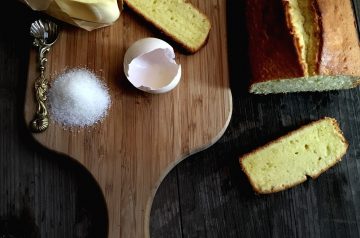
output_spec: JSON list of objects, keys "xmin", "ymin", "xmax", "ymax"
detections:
[
  {"xmin": 240, "ymin": 118, "xmax": 348, "ymax": 194},
  {"xmin": 246, "ymin": 0, "xmax": 360, "ymax": 94},
  {"xmin": 124, "ymin": 0, "xmax": 211, "ymax": 53}
]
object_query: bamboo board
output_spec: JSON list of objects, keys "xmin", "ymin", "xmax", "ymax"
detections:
[{"xmin": 24, "ymin": 1, "xmax": 232, "ymax": 237}]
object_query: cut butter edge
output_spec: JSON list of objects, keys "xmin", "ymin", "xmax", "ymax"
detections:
[{"xmin": 54, "ymin": 0, "xmax": 120, "ymax": 24}]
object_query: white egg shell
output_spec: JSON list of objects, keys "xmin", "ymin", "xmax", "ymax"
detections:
[{"xmin": 123, "ymin": 38, "xmax": 182, "ymax": 94}]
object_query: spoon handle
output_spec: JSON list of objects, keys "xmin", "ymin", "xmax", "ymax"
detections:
[{"xmin": 30, "ymin": 44, "xmax": 51, "ymax": 133}]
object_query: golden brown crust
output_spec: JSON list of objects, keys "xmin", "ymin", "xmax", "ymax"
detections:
[
  {"xmin": 247, "ymin": 0, "xmax": 360, "ymax": 89},
  {"xmin": 239, "ymin": 117, "xmax": 349, "ymax": 194},
  {"xmin": 123, "ymin": 0, "xmax": 211, "ymax": 54},
  {"xmin": 352, "ymin": 80, "xmax": 360, "ymax": 88},
  {"xmin": 316, "ymin": 0, "xmax": 360, "ymax": 76},
  {"xmin": 245, "ymin": 0, "xmax": 304, "ymax": 85},
  {"xmin": 312, "ymin": 0, "xmax": 323, "ymax": 75},
  {"xmin": 282, "ymin": 0, "xmax": 308, "ymax": 74},
  {"xmin": 282, "ymin": 0, "xmax": 323, "ymax": 76}
]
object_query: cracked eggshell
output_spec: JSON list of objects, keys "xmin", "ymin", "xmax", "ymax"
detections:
[{"xmin": 123, "ymin": 38, "xmax": 182, "ymax": 94}]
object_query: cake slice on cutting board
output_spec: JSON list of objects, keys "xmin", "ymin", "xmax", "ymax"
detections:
[
  {"xmin": 240, "ymin": 118, "xmax": 348, "ymax": 194},
  {"xmin": 124, "ymin": 0, "xmax": 211, "ymax": 53},
  {"xmin": 246, "ymin": 0, "xmax": 360, "ymax": 94}
]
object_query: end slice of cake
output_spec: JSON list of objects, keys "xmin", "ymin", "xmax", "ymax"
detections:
[
  {"xmin": 240, "ymin": 117, "xmax": 348, "ymax": 194},
  {"xmin": 124, "ymin": 0, "xmax": 211, "ymax": 53}
]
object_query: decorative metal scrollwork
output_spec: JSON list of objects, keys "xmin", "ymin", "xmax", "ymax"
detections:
[{"xmin": 29, "ymin": 19, "xmax": 59, "ymax": 133}]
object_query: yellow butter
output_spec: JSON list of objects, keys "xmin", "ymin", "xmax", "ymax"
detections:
[
  {"xmin": 23, "ymin": 0, "xmax": 121, "ymax": 31},
  {"xmin": 54, "ymin": 0, "xmax": 120, "ymax": 24}
]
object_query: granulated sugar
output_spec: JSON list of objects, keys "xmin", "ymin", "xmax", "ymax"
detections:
[{"xmin": 48, "ymin": 68, "xmax": 111, "ymax": 127}]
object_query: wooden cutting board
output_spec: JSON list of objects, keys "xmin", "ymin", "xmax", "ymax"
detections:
[{"xmin": 24, "ymin": 1, "xmax": 232, "ymax": 237}]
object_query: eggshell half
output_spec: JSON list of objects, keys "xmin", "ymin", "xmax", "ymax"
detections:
[{"xmin": 123, "ymin": 38, "xmax": 182, "ymax": 94}]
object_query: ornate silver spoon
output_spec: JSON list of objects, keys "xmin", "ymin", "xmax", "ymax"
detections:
[{"xmin": 29, "ymin": 19, "xmax": 59, "ymax": 133}]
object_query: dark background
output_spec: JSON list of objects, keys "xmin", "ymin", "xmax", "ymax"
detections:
[{"xmin": 1, "ymin": 1, "xmax": 360, "ymax": 237}]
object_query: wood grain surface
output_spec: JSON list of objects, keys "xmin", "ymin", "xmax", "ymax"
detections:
[
  {"xmin": 23, "ymin": 1, "xmax": 231, "ymax": 237},
  {"xmin": 1, "ymin": 1, "xmax": 360, "ymax": 238}
]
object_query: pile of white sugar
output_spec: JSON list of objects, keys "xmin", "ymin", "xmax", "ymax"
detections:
[{"xmin": 48, "ymin": 68, "xmax": 111, "ymax": 127}]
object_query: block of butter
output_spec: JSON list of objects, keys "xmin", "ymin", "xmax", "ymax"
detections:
[{"xmin": 22, "ymin": 0, "xmax": 121, "ymax": 31}]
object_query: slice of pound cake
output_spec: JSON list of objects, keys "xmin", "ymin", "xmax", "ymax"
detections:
[
  {"xmin": 240, "ymin": 118, "xmax": 348, "ymax": 194},
  {"xmin": 124, "ymin": 0, "xmax": 211, "ymax": 53}
]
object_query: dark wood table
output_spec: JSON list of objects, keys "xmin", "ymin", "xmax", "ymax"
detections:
[{"xmin": 1, "ymin": 1, "xmax": 360, "ymax": 237}]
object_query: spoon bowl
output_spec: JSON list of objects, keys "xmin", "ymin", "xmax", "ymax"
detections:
[{"xmin": 30, "ymin": 19, "xmax": 59, "ymax": 46}]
